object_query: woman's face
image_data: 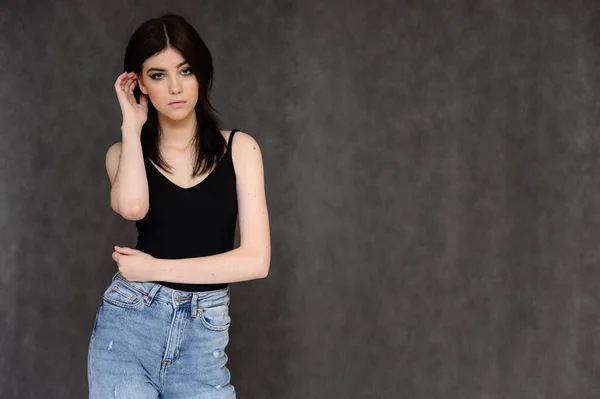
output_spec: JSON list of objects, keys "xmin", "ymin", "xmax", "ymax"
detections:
[{"xmin": 138, "ymin": 47, "xmax": 199, "ymax": 121}]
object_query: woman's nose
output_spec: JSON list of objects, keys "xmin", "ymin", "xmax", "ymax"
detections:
[{"xmin": 169, "ymin": 78, "xmax": 182, "ymax": 94}]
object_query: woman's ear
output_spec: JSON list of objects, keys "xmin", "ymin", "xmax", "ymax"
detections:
[{"xmin": 137, "ymin": 76, "xmax": 148, "ymax": 95}]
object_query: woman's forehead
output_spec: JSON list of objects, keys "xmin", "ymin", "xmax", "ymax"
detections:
[{"xmin": 143, "ymin": 48, "xmax": 186, "ymax": 71}]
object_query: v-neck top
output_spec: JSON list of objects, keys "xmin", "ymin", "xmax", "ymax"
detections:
[{"xmin": 135, "ymin": 129, "xmax": 239, "ymax": 292}]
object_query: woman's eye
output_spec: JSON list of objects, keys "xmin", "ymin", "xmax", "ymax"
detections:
[{"xmin": 150, "ymin": 69, "xmax": 191, "ymax": 80}]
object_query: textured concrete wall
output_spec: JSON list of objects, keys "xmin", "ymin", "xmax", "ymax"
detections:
[{"xmin": 1, "ymin": 0, "xmax": 600, "ymax": 397}]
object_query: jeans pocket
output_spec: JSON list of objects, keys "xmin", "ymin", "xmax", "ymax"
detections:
[
  {"xmin": 200, "ymin": 303, "xmax": 231, "ymax": 332},
  {"xmin": 102, "ymin": 279, "xmax": 145, "ymax": 309}
]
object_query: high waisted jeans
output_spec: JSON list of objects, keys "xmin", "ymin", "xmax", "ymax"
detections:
[{"xmin": 87, "ymin": 271, "xmax": 236, "ymax": 398}]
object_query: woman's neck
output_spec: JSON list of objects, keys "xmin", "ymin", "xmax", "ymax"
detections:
[{"xmin": 157, "ymin": 110, "xmax": 198, "ymax": 151}]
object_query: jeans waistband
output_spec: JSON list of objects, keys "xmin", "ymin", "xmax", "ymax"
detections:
[{"xmin": 110, "ymin": 270, "xmax": 230, "ymax": 310}]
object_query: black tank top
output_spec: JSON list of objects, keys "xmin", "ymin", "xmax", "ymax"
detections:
[{"xmin": 135, "ymin": 129, "xmax": 239, "ymax": 292}]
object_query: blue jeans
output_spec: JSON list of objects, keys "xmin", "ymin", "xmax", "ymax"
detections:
[{"xmin": 88, "ymin": 271, "xmax": 236, "ymax": 398}]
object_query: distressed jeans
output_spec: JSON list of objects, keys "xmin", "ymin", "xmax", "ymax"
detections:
[{"xmin": 88, "ymin": 271, "xmax": 236, "ymax": 398}]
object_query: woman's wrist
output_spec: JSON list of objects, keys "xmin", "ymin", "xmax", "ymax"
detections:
[{"xmin": 120, "ymin": 124, "xmax": 143, "ymax": 140}]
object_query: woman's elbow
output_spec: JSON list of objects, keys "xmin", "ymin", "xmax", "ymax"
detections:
[
  {"xmin": 112, "ymin": 200, "xmax": 148, "ymax": 221},
  {"xmin": 257, "ymin": 253, "xmax": 271, "ymax": 279}
]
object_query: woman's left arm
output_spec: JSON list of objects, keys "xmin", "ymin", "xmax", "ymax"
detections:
[{"xmin": 150, "ymin": 131, "xmax": 271, "ymax": 284}]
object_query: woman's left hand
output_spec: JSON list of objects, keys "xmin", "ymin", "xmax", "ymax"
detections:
[{"xmin": 112, "ymin": 246, "xmax": 156, "ymax": 282}]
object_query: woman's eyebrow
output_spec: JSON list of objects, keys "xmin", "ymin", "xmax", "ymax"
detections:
[{"xmin": 146, "ymin": 61, "xmax": 188, "ymax": 73}]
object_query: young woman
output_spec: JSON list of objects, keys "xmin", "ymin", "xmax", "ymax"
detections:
[{"xmin": 87, "ymin": 13, "xmax": 271, "ymax": 398}]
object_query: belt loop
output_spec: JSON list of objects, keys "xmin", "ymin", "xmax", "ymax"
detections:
[
  {"xmin": 144, "ymin": 283, "xmax": 161, "ymax": 306},
  {"xmin": 190, "ymin": 292, "xmax": 198, "ymax": 318}
]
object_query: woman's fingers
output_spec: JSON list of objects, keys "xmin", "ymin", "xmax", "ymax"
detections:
[
  {"xmin": 126, "ymin": 74, "xmax": 136, "ymax": 90},
  {"xmin": 123, "ymin": 78, "xmax": 132, "ymax": 94},
  {"xmin": 118, "ymin": 75, "xmax": 138, "ymax": 103},
  {"xmin": 115, "ymin": 72, "xmax": 146, "ymax": 110},
  {"xmin": 129, "ymin": 78, "xmax": 138, "ymax": 94},
  {"xmin": 114, "ymin": 246, "xmax": 137, "ymax": 255},
  {"xmin": 114, "ymin": 73, "xmax": 125, "ymax": 93},
  {"xmin": 122, "ymin": 75, "xmax": 132, "ymax": 92},
  {"xmin": 115, "ymin": 73, "xmax": 131, "ymax": 97},
  {"xmin": 116, "ymin": 72, "xmax": 134, "ymax": 91},
  {"xmin": 126, "ymin": 76, "xmax": 139, "ymax": 96}
]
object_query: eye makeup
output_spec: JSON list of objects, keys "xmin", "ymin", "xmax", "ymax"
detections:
[{"xmin": 149, "ymin": 67, "xmax": 193, "ymax": 80}]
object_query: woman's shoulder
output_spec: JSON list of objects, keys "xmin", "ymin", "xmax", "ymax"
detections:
[
  {"xmin": 219, "ymin": 129, "xmax": 254, "ymax": 143},
  {"xmin": 219, "ymin": 129, "xmax": 262, "ymax": 169}
]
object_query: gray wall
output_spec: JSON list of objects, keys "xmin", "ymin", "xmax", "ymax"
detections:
[{"xmin": 1, "ymin": 0, "xmax": 599, "ymax": 397}]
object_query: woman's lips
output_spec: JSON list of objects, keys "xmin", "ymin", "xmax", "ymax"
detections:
[{"xmin": 169, "ymin": 101, "xmax": 186, "ymax": 108}]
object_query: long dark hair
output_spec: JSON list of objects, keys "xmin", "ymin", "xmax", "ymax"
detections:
[{"xmin": 123, "ymin": 13, "xmax": 225, "ymax": 176}]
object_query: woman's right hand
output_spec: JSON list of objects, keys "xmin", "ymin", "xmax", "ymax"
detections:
[{"xmin": 114, "ymin": 72, "xmax": 148, "ymax": 133}]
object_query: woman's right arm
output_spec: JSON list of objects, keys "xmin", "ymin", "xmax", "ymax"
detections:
[
  {"xmin": 106, "ymin": 129, "xmax": 149, "ymax": 220},
  {"xmin": 107, "ymin": 72, "xmax": 150, "ymax": 220}
]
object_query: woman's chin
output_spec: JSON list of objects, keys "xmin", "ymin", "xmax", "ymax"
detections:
[{"xmin": 158, "ymin": 108, "xmax": 195, "ymax": 121}]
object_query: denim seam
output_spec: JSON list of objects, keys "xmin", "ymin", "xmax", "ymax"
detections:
[
  {"xmin": 159, "ymin": 308, "xmax": 181, "ymax": 393},
  {"xmin": 199, "ymin": 307, "xmax": 231, "ymax": 332},
  {"xmin": 115, "ymin": 278, "xmax": 170, "ymax": 305},
  {"xmin": 87, "ymin": 305, "xmax": 101, "ymax": 395},
  {"xmin": 102, "ymin": 294, "xmax": 145, "ymax": 310},
  {"xmin": 173, "ymin": 316, "xmax": 188, "ymax": 360}
]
